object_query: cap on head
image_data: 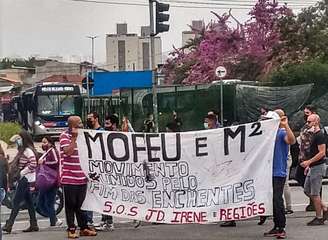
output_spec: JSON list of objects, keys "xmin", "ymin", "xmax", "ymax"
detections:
[
  {"xmin": 264, "ymin": 111, "xmax": 280, "ymax": 120},
  {"xmin": 205, "ymin": 113, "xmax": 217, "ymax": 122},
  {"xmin": 274, "ymin": 109, "xmax": 285, "ymax": 118}
]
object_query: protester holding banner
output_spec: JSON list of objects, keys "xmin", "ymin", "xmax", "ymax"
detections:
[
  {"xmin": 264, "ymin": 110, "xmax": 295, "ymax": 239},
  {"xmin": 59, "ymin": 116, "xmax": 97, "ymax": 239},
  {"xmin": 94, "ymin": 114, "xmax": 119, "ymax": 232},
  {"xmin": 84, "ymin": 112, "xmax": 104, "ymax": 228},
  {"xmin": 300, "ymin": 114, "xmax": 328, "ymax": 225},
  {"xmin": 204, "ymin": 113, "xmax": 237, "ymax": 228}
]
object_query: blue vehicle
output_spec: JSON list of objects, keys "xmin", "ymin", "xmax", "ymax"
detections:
[{"xmin": 15, "ymin": 83, "xmax": 82, "ymax": 139}]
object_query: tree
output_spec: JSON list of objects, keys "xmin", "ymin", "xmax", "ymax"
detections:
[
  {"xmin": 163, "ymin": 0, "xmax": 291, "ymax": 84},
  {"xmin": 0, "ymin": 57, "xmax": 39, "ymax": 70},
  {"xmin": 270, "ymin": 0, "xmax": 328, "ymax": 68}
]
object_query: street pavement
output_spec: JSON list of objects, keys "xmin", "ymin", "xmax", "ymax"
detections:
[
  {"xmin": 2, "ymin": 211, "xmax": 328, "ymax": 240},
  {"xmin": 1, "ymin": 185, "xmax": 328, "ymax": 240}
]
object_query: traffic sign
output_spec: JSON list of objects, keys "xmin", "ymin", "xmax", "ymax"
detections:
[
  {"xmin": 82, "ymin": 76, "xmax": 94, "ymax": 90},
  {"xmin": 215, "ymin": 66, "xmax": 227, "ymax": 78}
]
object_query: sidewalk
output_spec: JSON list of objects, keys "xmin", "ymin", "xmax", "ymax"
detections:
[{"xmin": 3, "ymin": 212, "xmax": 328, "ymax": 240}]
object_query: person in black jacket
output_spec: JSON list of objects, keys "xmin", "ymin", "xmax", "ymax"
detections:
[{"xmin": 0, "ymin": 143, "xmax": 8, "ymax": 240}]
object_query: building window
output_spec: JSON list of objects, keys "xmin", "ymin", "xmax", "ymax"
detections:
[
  {"xmin": 142, "ymin": 42, "xmax": 150, "ymax": 70},
  {"xmin": 118, "ymin": 40, "xmax": 126, "ymax": 71}
]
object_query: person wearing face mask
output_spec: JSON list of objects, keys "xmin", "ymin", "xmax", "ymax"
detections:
[
  {"xmin": 37, "ymin": 136, "xmax": 62, "ymax": 227},
  {"xmin": 104, "ymin": 114, "xmax": 119, "ymax": 131},
  {"xmin": 85, "ymin": 112, "xmax": 103, "ymax": 228},
  {"xmin": 95, "ymin": 114, "xmax": 119, "ymax": 232},
  {"xmin": 143, "ymin": 113, "xmax": 155, "ymax": 133},
  {"xmin": 203, "ymin": 113, "xmax": 218, "ymax": 130},
  {"xmin": 3, "ymin": 130, "xmax": 39, "ymax": 234},
  {"xmin": 86, "ymin": 112, "xmax": 103, "ymax": 130},
  {"xmin": 59, "ymin": 116, "xmax": 97, "ymax": 238}
]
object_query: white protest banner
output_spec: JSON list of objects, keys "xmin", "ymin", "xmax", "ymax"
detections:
[{"xmin": 77, "ymin": 119, "xmax": 279, "ymax": 224}]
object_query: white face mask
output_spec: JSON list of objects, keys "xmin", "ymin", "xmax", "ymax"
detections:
[
  {"xmin": 203, "ymin": 122, "xmax": 209, "ymax": 129},
  {"xmin": 16, "ymin": 138, "xmax": 23, "ymax": 148}
]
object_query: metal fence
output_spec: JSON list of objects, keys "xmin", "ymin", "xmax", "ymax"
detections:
[{"xmin": 82, "ymin": 83, "xmax": 237, "ymax": 132}]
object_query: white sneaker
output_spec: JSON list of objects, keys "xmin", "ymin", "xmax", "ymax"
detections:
[
  {"xmin": 95, "ymin": 222, "xmax": 114, "ymax": 231},
  {"xmin": 56, "ymin": 218, "xmax": 63, "ymax": 226},
  {"xmin": 51, "ymin": 218, "xmax": 63, "ymax": 227}
]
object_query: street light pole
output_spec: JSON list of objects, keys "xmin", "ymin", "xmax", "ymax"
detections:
[
  {"xmin": 86, "ymin": 35, "xmax": 98, "ymax": 112},
  {"xmin": 215, "ymin": 66, "xmax": 227, "ymax": 127},
  {"xmin": 220, "ymin": 77, "xmax": 224, "ymax": 126}
]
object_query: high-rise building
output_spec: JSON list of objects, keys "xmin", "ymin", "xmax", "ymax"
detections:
[
  {"xmin": 106, "ymin": 24, "xmax": 162, "ymax": 71},
  {"xmin": 182, "ymin": 20, "xmax": 205, "ymax": 49}
]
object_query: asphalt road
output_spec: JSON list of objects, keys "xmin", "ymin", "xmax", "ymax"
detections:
[{"xmin": 2, "ymin": 212, "xmax": 328, "ymax": 240}]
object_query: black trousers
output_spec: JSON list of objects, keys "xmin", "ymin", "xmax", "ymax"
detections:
[
  {"xmin": 63, "ymin": 184, "xmax": 88, "ymax": 230},
  {"xmin": 8, "ymin": 177, "xmax": 37, "ymax": 226},
  {"xmin": 273, "ymin": 177, "xmax": 286, "ymax": 229}
]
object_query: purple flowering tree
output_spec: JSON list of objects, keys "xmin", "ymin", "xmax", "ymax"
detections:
[{"xmin": 163, "ymin": 0, "xmax": 292, "ymax": 84}]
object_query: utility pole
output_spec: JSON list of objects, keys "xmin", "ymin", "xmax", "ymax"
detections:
[
  {"xmin": 86, "ymin": 35, "xmax": 98, "ymax": 112},
  {"xmin": 149, "ymin": 0, "xmax": 158, "ymax": 132},
  {"xmin": 149, "ymin": 0, "xmax": 170, "ymax": 132}
]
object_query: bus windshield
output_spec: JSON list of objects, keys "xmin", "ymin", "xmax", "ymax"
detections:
[{"xmin": 37, "ymin": 95, "xmax": 76, "ymax": 116}]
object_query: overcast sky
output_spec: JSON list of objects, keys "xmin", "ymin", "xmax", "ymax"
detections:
[{"xmin": 0, "ymin": 0, "xmax": 315, "ymax": 64}]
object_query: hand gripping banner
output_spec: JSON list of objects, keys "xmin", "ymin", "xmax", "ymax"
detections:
[{"xmin": 78, "ymin": 119, "xmax": 279, "ymax": 224}]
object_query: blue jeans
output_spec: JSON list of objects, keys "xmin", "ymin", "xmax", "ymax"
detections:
[
  {"xmin": 0, "ymin": 188, "xmax": 6, "ymax": 240},
  {"xmin": 38, "ymin": 187, "xmax": 57, "ymax": 226},
  {"xmin": 83, "ymin": 210, "xmax": 93, "ymax": 225}
]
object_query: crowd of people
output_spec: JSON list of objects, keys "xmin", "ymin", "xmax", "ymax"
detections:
[{"xmin": 0, "ymin": 106, "xmax": 327, "ymax": 239}]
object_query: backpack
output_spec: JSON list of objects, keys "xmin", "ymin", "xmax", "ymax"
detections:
[{"xmin": 322, "ymin": 127, "xmax": 328, "ymax": 159}]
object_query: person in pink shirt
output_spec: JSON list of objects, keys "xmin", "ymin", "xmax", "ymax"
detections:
[{"xmin": 59, "ymin": 116, "xmax": 96, "ymax": 239}]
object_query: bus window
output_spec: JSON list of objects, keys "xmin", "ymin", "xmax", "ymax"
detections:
[
  {"xmin": 37, "ymin": 95, "xmax": 58, "ymax": 115},
  {"xmin": 59, "ymin": 95, "xmax": 75, "ymax": 115}
]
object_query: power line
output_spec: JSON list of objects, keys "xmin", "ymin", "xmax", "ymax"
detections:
[
  {"xmin": 68, "ymin": 0, "xmax": 315, "ymax": 10},
  {"xmin": 13, "ymin": 50, "xmax": 172, "ymax": 75},
  {"xmin": 163, "ymin": 0, "xmax": 314, "ymax": 7}
]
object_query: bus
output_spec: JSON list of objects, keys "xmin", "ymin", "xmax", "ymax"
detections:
[{"xmin": 15, "ymin": 83, "xmax": 82, "ymax": 139}]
